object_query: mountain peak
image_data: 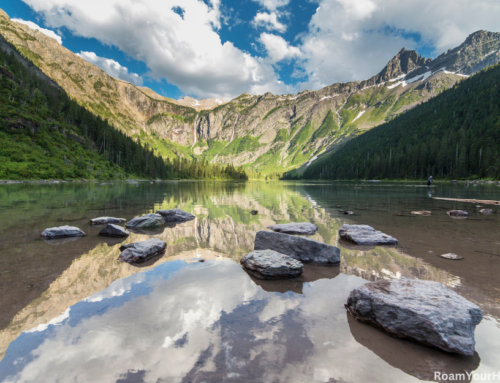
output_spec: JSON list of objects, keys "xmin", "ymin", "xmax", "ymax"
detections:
[{"xmin": 373, "ymin": 48, "xmax": 428, "ymax": 83}]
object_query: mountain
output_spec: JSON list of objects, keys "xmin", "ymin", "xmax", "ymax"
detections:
[
  {"xmin": 1, "ymin": 7, "xmax": 499, "ymax": 174},
  {"xmin": 300, "ymin": 62, "xmax": 500, "ymax": 180}
]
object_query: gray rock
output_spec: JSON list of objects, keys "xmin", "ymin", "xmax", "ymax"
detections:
[
  {"xmin": 345, "ymin": 278, "xmax": 482, "ymax": 356},
  {"xmin": 254, "ymin": 230, "xmax": 340, "ymax": 265},
  {"xmin": 99, "ymin": 224, "xmax": 130, "ymax": 237},
  {"xmin": 266, "ymin": 222, "xmax": 318, "ymax": 235},
  {"xmin": 118, "ymin": 238, "xmax": 167, "ymax": 263},
  {"xmin": 41, "ymin": 225, "xmax": 86, "ymax": 239},
  {"xmin": 479, "ymin": 208, "xmax": 493, "ymax": 214},
  {"xmin": 447, "ymin": 210, "xmax": 469, "ymax": 217},
  {"xmin": 411, "ymin": 211, "xmax": 431, "ymax": 216},
  {"xmin": 343, "ymin": 211, "xmax": 354, "ymax": 215},
  {"xmin": 339, "ymin": 225, "xmax": 398, "ymax": 246},
  {"xmin": 440, "ymin": 253, "xmax": 464, "ymax": 260},
  {"xmin": 155, "ymin": 209, "xmax": 195, "ymax": 223},
  {"xmin": 241, "ymin": 249, "xmax": 304, "ymax": 279},
  {"xmin": 125, "ymin": 214, "xmax": 165, "ymax": 228},
  {"xmin": 90, "ymin": 216, "xmax": 126, "ymax": 225}
]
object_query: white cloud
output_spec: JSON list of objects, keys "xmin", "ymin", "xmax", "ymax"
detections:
[
  {"xmin": 259, "ymin": 33, "xmax": 301, "ymax": 64},
  {"xmin": 76, "ymin": 51, "xmax": 144, "ymax": 86},
  {"xmin": 251, "ymin": 0, "xmax": 290, "ymax": 11},
  {"xmin": 21, "ymin": 0, "xmax": 289, "ymax": 99},
  {"xmin": 12, "ymin": 18, "xmax": 62, "ymax": 44},
  {"xmin": 295, "ymin": 0, "xmax": 500, "ymax": 91},
  {"xmin": 253, "ymin": 12, "xmax": 287, "ymax": 33}
]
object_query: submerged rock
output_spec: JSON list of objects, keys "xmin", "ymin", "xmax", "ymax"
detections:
[
  {"xmin": 345, "ymin": 278, "xmax": 483, "ymax": 356},
  {"xmin": 90, "ymin": 217, "xmax": 126, "ymax": 225},
  {"xmin": 118, "ymin": 238, "xmax": 167, "ymax": 263},
  {"xmin": 339, "ymin": 225, "xmax": 398, "ymax": 246},
  {"xmin": 440, "ymin": 253, "xmax": 464, "ymax": 260},
  {"xmin": 241, "ymin": 249, "xmax": 304, "ymax": 280},
  {"xmin": 411, "ymin": 211, "xmax": 431, "ymax": 216},
  {"xmin": 41, "ymin": 225, "xmax": 86, "ymax": 239},
  {"xmin": 266, "ymin": 222, "xmax": 318, "ymax": 235},
  {"xmin": 155, "ymin": 209, "xmax": 195, "ymax": 223},
  {"xmin": 99, "ymin": 224, "xmax": 130, "ymax": 237},
  {"xmin": 254, "ymin": 230, "xmax": 340, "ymax": 265},
  {"xmin": 479, "ymin": 208, "xmax": 493, "ymax": 214},
  {"xmin": 447, "ymin": 210, "xmax": 469, "ymax": 217},
  {"xmin": 125, "ymin": 214, "xmax": 165, "ymax": 228}
]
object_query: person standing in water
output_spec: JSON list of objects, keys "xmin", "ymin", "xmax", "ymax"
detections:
[{"xmin": 427, "ymin": 176, "xmax": 433, "ymax": 186}]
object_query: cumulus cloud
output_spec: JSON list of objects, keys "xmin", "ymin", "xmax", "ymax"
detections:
[
  {"xmin": 76, "ymin": 51, "xmax": 143, "ymax": 86},
  {"xmin": 12, "ymin": 18, "xmax": 62, "ymax": 44},
  {"xmin": 259, "ymin": 33, "xmax": 301, "ymax": 63},
  {"xmin": 295, "ymin": 0, "xmax": 500, "ymax": 91},
  {"xmin": 253, "ymin": 12, "xmax": 287, "ymax": 33},
  {"xmin": 21, "ymin": 0, "xmax": 288, "ymax": 99},
  {"xmin": 251, "ymin": 0, "xmax": 290, "ymax": 11}
]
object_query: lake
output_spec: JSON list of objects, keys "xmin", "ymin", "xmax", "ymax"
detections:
[{"xmin": 0, "ymin": 180, "xmax": 499, "ymax": 383}]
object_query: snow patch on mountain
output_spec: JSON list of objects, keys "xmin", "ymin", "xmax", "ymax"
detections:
[{"xmin": 352, "ymin": 110, "xmax": 366, "ymax": 122}]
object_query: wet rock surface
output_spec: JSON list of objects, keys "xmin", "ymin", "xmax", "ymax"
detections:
[
  {"xmin": 343, "ymin": 211, "xmax": 354, "ymax": 215},
  {"xmin": 99, "ymin": 224, "xmax": 130, "ymax": 237},
  {"xmin": 339, "ymin": 225, "xmax": 398, "ymax": 246},
  {"xmin": 254, "ymin": 230, "xmax": 340, "ymax": 265},
  {"xmin": 411, "ymin": 211, "xmax": 431, "ymax": 216},
  {"xmin": 440, "ymin": 253, "xmax": 464, "ymax": 260},
  {"xmin": 156, "ymin": 209, "xmax": 195, "ymax": 223},
  {"xmin": 240, "ymin": 249, "xmax": 304, "ymax": 280},
  {"xmin": 479, "ymin": 209, "xmax": 493, "ymax": 214},
  {"xmin": 125, "ymin": 214, "xmax": 166, "ymax": 228},
  {"xmin": 90, "ymin": 217, "xmax": 126, "ymax": 225},
  {"xmin": 40, "ymin": 226, "xmax": 86, "ymax": 239},
  {"xmin": 118, "ymin": 238, "xmax": 167, "ymax": 263},
  {"xmin": 447, "ymin": 210, "xmax": 469, "ymax": 217},
  {"xmin": 345, "ymin": 278, "xmax": 483, "ymax": 356},
  {"xmin": 266, "ymin": 222, "xmax": 318, "ymax": 235}
]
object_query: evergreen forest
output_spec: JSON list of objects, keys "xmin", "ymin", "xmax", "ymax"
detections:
[
  {"xmin": 0, "ymin": 38, "xmax": 248, "ymax": 181},
  {"xmin": 299, "ymin": 63, "xmax": 500, "ymax": 181}
]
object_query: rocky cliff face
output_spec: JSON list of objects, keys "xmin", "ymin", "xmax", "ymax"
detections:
[{"xmin": 1, "ymin": 8, "xmax": 499, "ymax": 172}]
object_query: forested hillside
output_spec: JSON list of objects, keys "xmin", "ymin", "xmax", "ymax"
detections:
[
  {"xmin": 0, "ymin": 37, "xmax": 247, "ymax": 180},
  {"xmin": 300, "ymin": 63, "xmax": 500, "ymax": 180}
]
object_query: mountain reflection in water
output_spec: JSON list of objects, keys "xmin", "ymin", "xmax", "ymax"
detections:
[{"xmin": 0, "ymin": 181, "xmax": 499, "ymax": 383}]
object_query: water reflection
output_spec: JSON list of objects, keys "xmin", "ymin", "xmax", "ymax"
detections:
[{"xmin": 0, "ymin": 181, "xmax": 499, "ymax": 382}]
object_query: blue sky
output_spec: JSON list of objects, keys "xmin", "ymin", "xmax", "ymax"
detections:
[{"xmin": 1, "ymin": 0, "xmax": 499, "ymax": 100}]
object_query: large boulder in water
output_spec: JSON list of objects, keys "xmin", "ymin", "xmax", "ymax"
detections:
[
  {"xmin": 118, "ymin": 238, "xmax": 167, "ymax": 263},
  {"xmin": 447, "ymin": 210, "xmax": 468, "ymax": 218},
  {"xmin": 155, "ymin": 209, "xmax": 195, "ymax": 223},
  {"xmin": 90, "ymin": 217, "xmax": 126, "ymax": 225},
  {"xmin": 240, "ymin": 249, "xmax": 304, "ymax": 279},
  {"xmin": 339, "ymin": 225, "xmax": 398, "ymax": 246},
  {"xmin": 254, "ymin": 230, "xmax": 340, "ymax": 265},
  {"xmin": 266, "ymin": 222, "xmax": 318, "ymax": 235},
  {"xmin": 125, "ymin": 214, "xmax": 165, "ymax": 229},
  {"xmin": 41, "ymin": 225, "xmax": 86, "ymax": 239},
  {"xmin": 99, "ymin": 224, "xmax": 130, "ymax": 237},
  {"xmin": 345, "ymin": 278, "xmax": 483, "ymax": 356}
]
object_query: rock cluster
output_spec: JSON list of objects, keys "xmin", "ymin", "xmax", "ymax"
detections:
[
  {"xmin": 41, "ymin": 226, "xmax": 86, "ymax": 239},
  {"xmin": 118, "ymin": 238, "xmax": 167, "ymax": 263},
  {"xmin": 254, "ymin": 230, "xmax": 340, "ymax": 265},
  {"xmin": 156, "ymin": 209, "xmax": 195, "ymax": 223},
  {"xmin": 125, "ymin": 214, "xmax": 166, "ymax": 229},
  {"xmin": 339, "ymin": 225, "xmax": 398, "ymax": 246},
  {"xmin": 345, "ymin": 278, "xmax": 483, "ymax": 356},
  {"xmin": 266, "ymin": 222, "xmax": 318, "ymax": 235},
  {"xmin": 240, "ymin": 250, "xmax": 304, "ymax": 279}
]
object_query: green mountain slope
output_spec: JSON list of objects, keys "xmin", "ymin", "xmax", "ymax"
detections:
[{"xmin": 300, "ymin": 63, "xmax": 500, "ymax": 180}]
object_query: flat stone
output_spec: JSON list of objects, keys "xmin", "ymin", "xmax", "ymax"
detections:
[
  {"xmin": 440, "ymin": 253, "xmax": 464, "ymax": 260},
  {"xmin": 339, "ymin": 225, "xmax": 398, "ymax": 246},
  {"xmin": 266, "ymin": 222, "xmax": 318, "ymax": 235},
  {"xmin": 41, "ymin": 225, "xmax": 86, "ymax": 239},
  {"xmin": 447, "ymin": 210, "xmax": 468, "ymax": 217},
  {"xmin": 345, "ymin": 278, "xmax": 483, "ymax": 356},
  {"xmin": 155, "ymin": 209, "xmax": 195, "ymax": 223},
  {"xmin": 411, "ymin": 211, "xmax": 431, "ymax": 216},
  {"xmin": 99, "ymin": 224, "xmax": 130, "ymax": 237},
  {"xmin": 343, "ymin": 211, "xmax": 354, "ymax": 215},
  {"xmin": 90, "ymin": 216, "xmax": 126, "ymax": 225},
  {"xmin": 118, "ymin": 238, "xmax": 167, "ymax": 263},
  {"xmin": 254, "ymin": 230, "xmax": 340, "ymax": 265},
  {"xmin": 241, "ymin": 249, "xmax": 304, "ymax": 280},
  {"xmin": 479, "ymin": 209, "xmax": 493, "ymax": 214},
  {"xmin": 125, "ymin": 214, "xmax": 165, "ymax": 228}
]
